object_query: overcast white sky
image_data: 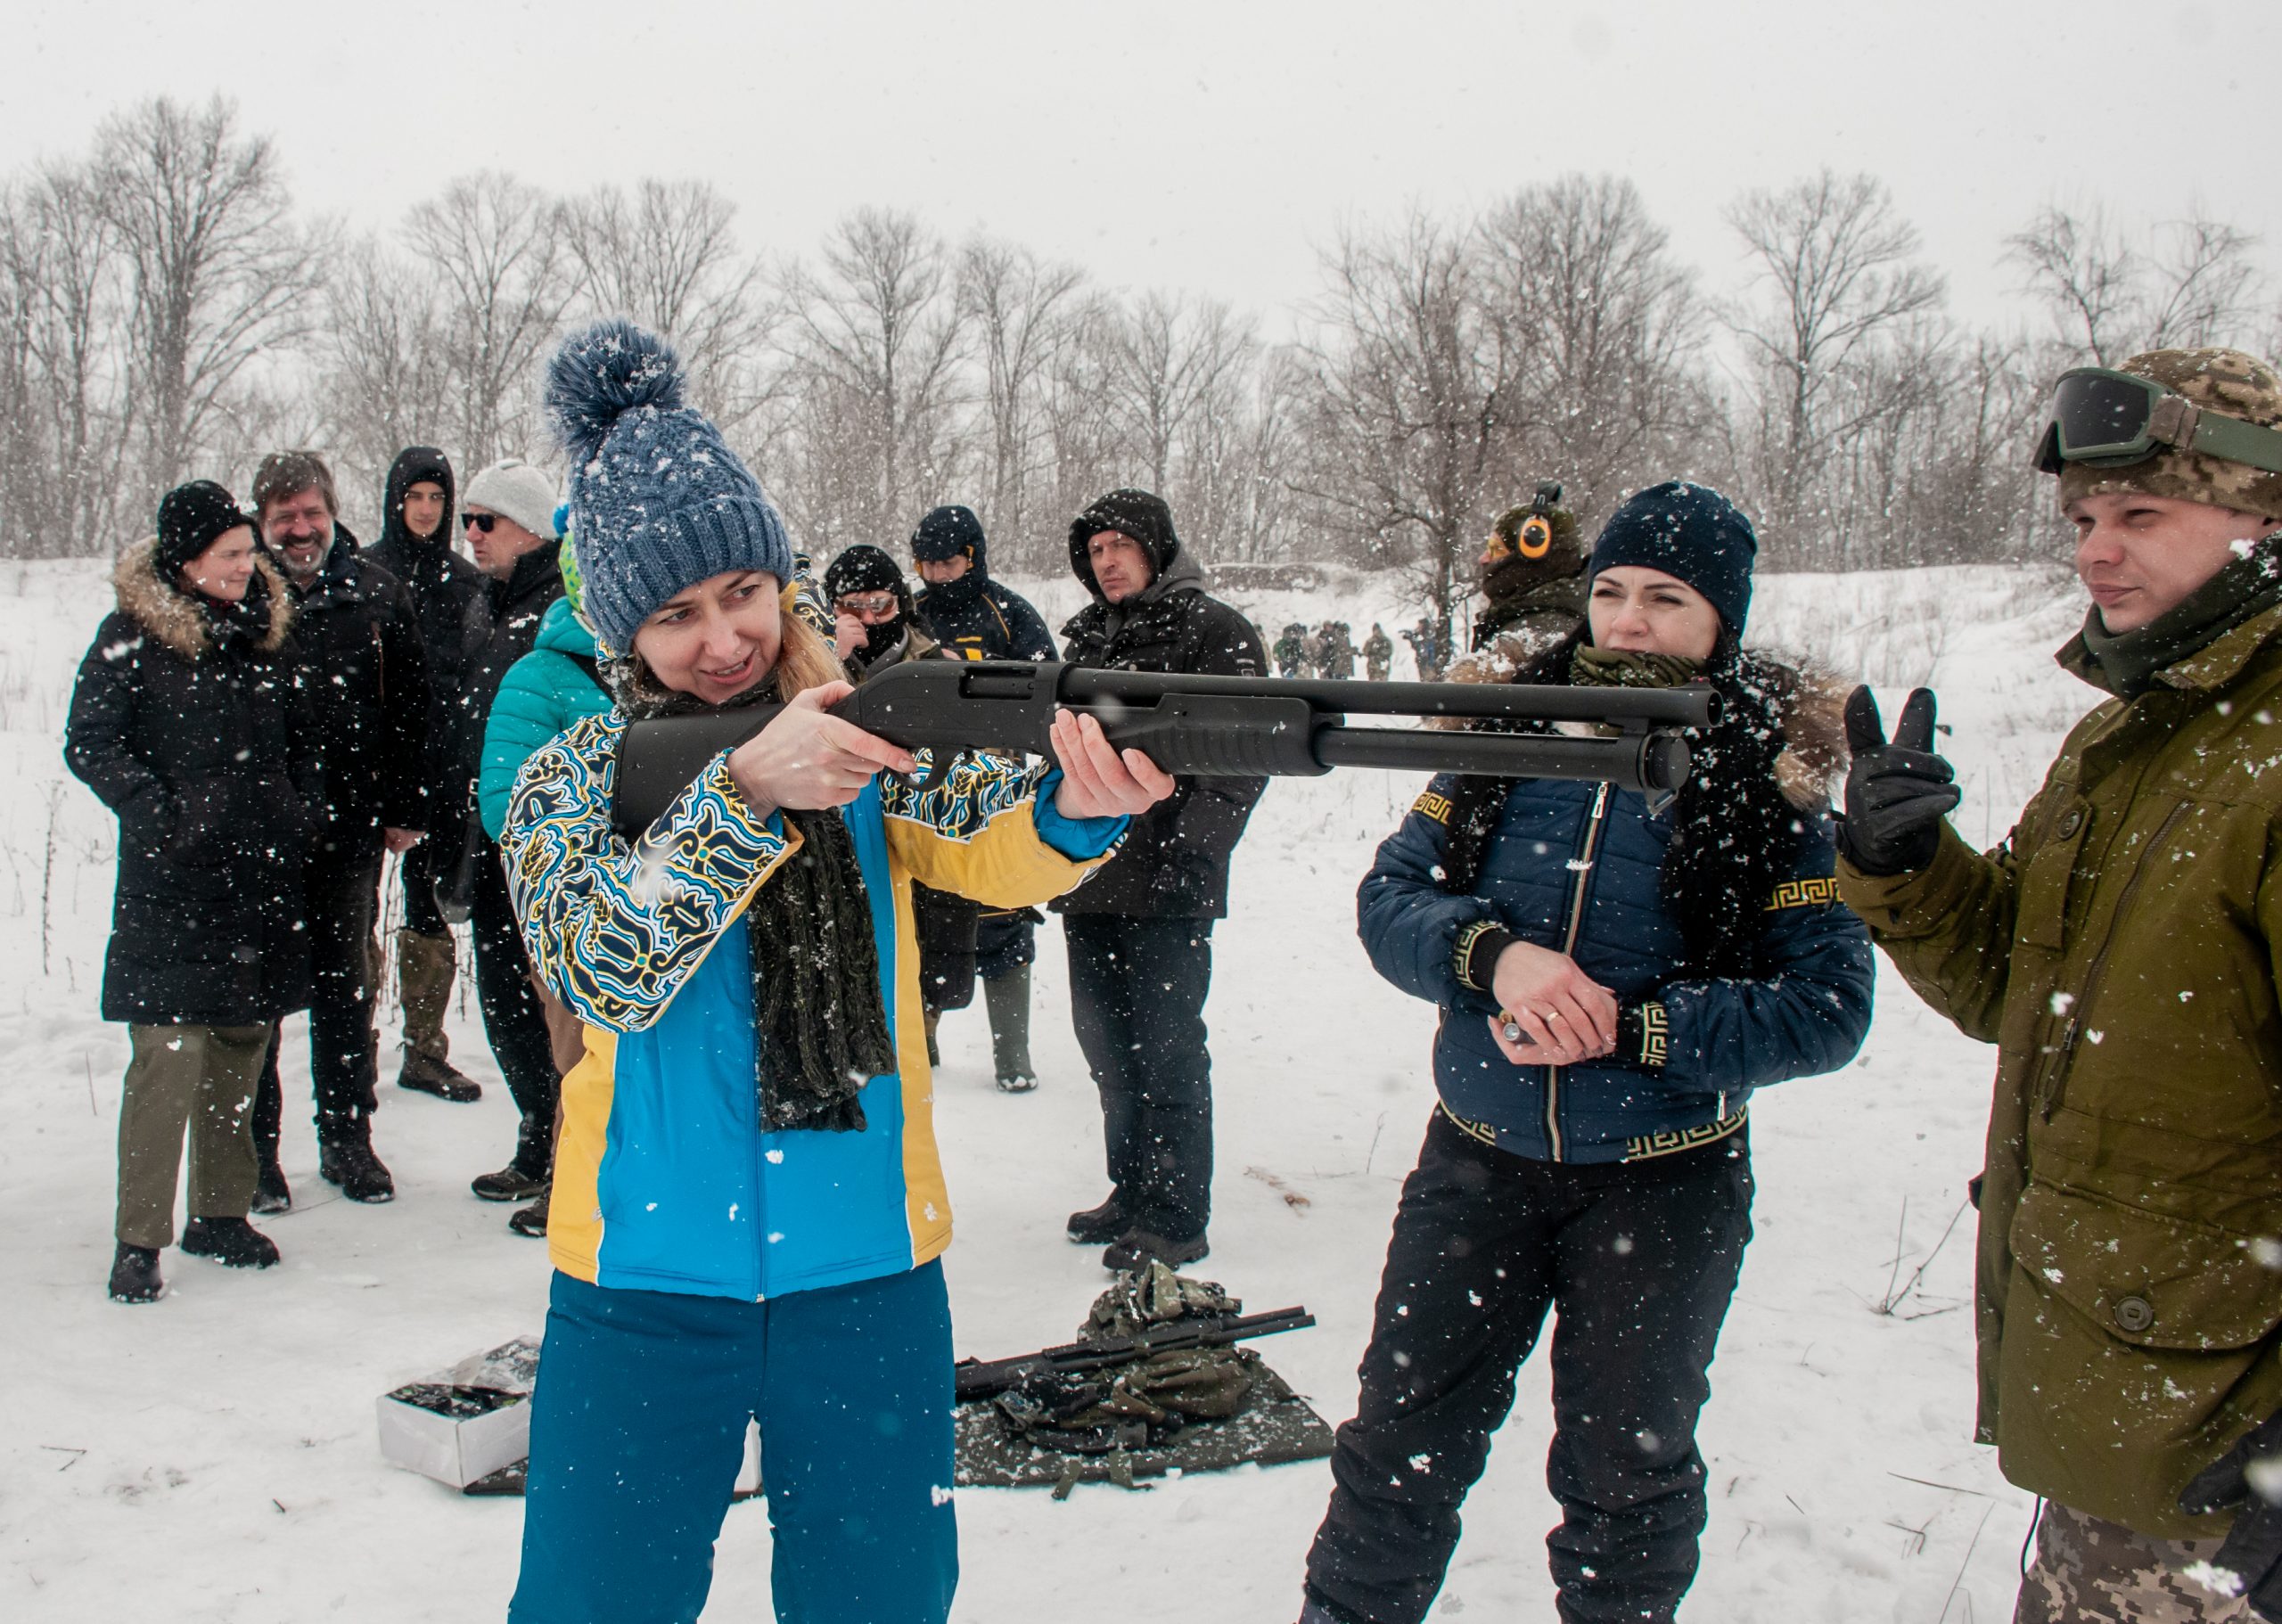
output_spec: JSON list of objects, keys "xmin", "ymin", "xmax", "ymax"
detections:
[{"xmin": 9, "ymin": 0, "xmax": 2265, "ymax": 333}]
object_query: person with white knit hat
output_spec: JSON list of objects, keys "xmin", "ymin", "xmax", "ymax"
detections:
[
  {"xmin": 451, "ymin": 455, "xmax": 571, "ymax": 1224},
  {"xmin": 500, "ymin": 320, "xmax": 1175, "ymax": 1624}
]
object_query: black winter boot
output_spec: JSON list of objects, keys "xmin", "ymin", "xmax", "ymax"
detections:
[
  {"xmin": 319, "ymin": 1113, "xmax": 397, "ymax": 1203},
  {"xmin": 1102, "ymin": 1228, "xmax": 1209, "ymax": 1272},
  {"xmin": 473, "ymin": 1113, "xmax": 552, "ymax": 1202},
  {"xmin": 1066, "ymin": 1193, "xmax": 1131, "ymax": 1245},
  {"xmin": 506, "ymin": 1187, "xmax": 550, "ymax": 1238},
  {"xmin": 181, "ymin": 1217, "xmax": 281, "ymax": 1268},
  {"xmin": 252, "ymin": 1158, "xmax": 291, "ymax": 1216},
  {"xmin": 109, "ymin": 1243, "xmax": 163, "ymax": 1302},
  {"xmin": 398, "ymin": 1048, "xmax": 482, "ymax": 1103}
]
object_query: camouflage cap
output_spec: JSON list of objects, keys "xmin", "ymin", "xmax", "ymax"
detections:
[{"xmin": 2056, "ymin": 347, "xmax": 2282, "ymax": 522}]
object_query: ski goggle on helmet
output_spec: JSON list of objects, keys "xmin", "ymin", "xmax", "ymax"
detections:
[{"xmin": 2033, "ymin": 366, "xmax": 2282, "ymax": 476}]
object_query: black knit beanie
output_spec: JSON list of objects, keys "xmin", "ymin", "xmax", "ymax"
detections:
[
  {"xmin": 155, "ymin": 480, "xmax": 258, "ymax": 578},
  {"xmin": 1587, "ymin": 481, "xmax": 1759, "ymax": 637},
  {"xmin": 825, "ymin": 544, "xmax": 907, "ymax": 601},
  {"xmin": 911, "ymin": 504, "xmax": 985, "ymax": 563}
]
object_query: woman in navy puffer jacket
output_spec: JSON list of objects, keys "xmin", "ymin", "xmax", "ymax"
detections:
[{"xmin": 1300, "ymin": 483, "xmax": 1874, "ymax": 1624}]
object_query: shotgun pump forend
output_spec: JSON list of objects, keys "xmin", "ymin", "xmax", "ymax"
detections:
[{"xmin": 610, "ymin": 659, "xmax": 1720, "ymax": 837}]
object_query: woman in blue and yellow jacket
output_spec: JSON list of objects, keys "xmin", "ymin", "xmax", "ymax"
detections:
[
  {"xmin": 500, "ymin": 323, "xmax": 1172, "ymax": 1624},
  {"xmin": 1300, "ymin": 484, "xmax": 1875, "ymax": 1624}
]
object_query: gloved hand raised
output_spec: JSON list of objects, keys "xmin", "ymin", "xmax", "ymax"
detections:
[
  {"xmin": 1839, "ymin": 687, "xmax": 1960, "ymax": 877},
  {"xmin": 2179, "ymin": 1410, "xmax": 2282, "ymax": 1619}
]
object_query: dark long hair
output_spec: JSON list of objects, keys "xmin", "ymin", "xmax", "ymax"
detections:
[{"xmin": 1440, "ymin": 627, "xmax": 1809, "ymax": 979}]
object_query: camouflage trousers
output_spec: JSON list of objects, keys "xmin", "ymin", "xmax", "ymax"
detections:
[{"xmin": 2015, "ymin": 1502, "xmax": 2255, "ymax": 1623}]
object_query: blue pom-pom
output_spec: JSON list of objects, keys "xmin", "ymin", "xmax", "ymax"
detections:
[{"xmin": 546, "ymin": 319, "xmax": 686, "ymax": 464}]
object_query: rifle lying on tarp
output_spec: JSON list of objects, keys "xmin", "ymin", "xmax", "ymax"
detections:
[
  {"xmin": 612, "ymin": 659, "xmax": 1720, "ymax": 837},
  {"xmin": 954, "ymin": 1306, "xmax": 1317, "ymax": 1405}
]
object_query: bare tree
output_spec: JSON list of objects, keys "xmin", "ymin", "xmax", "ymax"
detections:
[
  {"xmin": 94, "ymin": 94, "xmax": 323, "ymax": 505},
  {"xmin": 1293, "ymin": 211, "xmax": 1521, "ymax": 637},
  {"xmin": 2004, "ymin": 205, "xmax": 2143, "ymax": 365},
  {"xmin": 2007, "ymin": 205, "xmax": 2263, "ymax": 364},
  {"xmin": 560, "ymin": 179, "xmax": 775, "ymax": 433},
  {"xmin": 1102, "ymin": 291, "xmax": 1257, "ymax": 500},
  {"xmin": 313, "ymin": 236, "xmax": 460, "ymax": 518},
  {"xmin": 407, "ymin": 172, "xmax": 574, "ymax": 470},
  {"xmin": 1724, "ymin": 169, "xmax": 1946, "ymax": 563},
  {"xmin": 0, "ymin": 163, "xmax": 137, "ymax": 554},
  {"xmin": 956, "ymin": 236, "xmax": 1089, "ymax": 564},
  {"xmin": 780, "ymin": 208, "xmax": 967, "ymax": 554},
  {"xmin": 1482, "ymin": 174, "xmax": 1710, "ymax": 524}
]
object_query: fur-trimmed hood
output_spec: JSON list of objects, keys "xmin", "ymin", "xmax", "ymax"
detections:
[
  {"xmin": 1431, "ymin": 629, "xmax": 1849, "ymax": 811},
  {"xmin": 112, "ymin": 536, "xmax": 293, "ymax": 660}
]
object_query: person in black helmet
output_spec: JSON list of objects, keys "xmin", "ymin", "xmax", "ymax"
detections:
[{"xmin": 909, "ymin": 504, "xmax": 1060, "ymax": 1093}]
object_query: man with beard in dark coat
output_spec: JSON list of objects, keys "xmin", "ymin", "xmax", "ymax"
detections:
[
  {"xmin": 451, "ymin": 457, "xmax": 567, "ymax": 1210},
  {"xmin": 909, "ymin": 504, "xmax": 1059, "ymax": 1092},
  {"xmin": 249, "ymin": 450, "xmax": 431, "ymax": 1207},
  {"xmin": 364, "ymin": 447, "xmax": 487, "ymax": 1104},
  {"xmin": 1055, "ymin": 488, "xmax": 1268, "ymax": 1268}
]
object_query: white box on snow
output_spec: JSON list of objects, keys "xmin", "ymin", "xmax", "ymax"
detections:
[{"xmin": 376, "ymin": 1335, "xmax": 541, "ymax": 1489}]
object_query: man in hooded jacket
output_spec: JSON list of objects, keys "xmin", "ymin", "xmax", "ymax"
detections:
[
  {"xmin": 364, "ymin": 447, "xmax": 487, "ymax": 1103},
  {"xmin": 1055, "ymin": 488, "xmax": 1268, "ymax": 1269},
  {"xmin": 909, "ymin": 504, "xmax": 1060, "ymax": 1092}
]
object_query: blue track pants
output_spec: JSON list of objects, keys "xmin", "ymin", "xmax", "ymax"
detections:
[{"xmin": 509, "ymin": 1261, "xmax": 956, "ymax": 1624}]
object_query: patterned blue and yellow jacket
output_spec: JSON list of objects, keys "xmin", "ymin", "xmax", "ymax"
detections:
[{"xmin": 503, "ymin": 714, "xmax": 1123, "ymax": 1300}]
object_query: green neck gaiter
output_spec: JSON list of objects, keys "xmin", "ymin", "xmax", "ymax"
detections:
[
  {"xmin": 2081, "ymin": 534, "xmax": 2282, "ymax": 700},
  {"xmin": 1570, "ymin": 644, "xmax": 1707, "ymax": 690}
]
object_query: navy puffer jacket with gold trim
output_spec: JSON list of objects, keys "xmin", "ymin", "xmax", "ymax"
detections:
[{"xmin": 1359, "ymin": 752, "xmax": 1874, "ymax": 1166}]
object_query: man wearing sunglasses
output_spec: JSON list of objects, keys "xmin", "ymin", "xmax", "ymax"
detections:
[
  {"xmin": 448, "ymin": 459, "xmax": 570, "ymax": 1218},
  {"xmin": 1837, "ymin": 349, "xmax": 2282, "ymax": 1622}
]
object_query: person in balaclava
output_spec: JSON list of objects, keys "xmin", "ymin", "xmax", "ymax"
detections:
[
  {"xmin": 825, "ymin": 543, "xmax": 934, "ymax": 674},
  {"xmin": 365, "ymin": 446, "xmax": 487, "ymax": 1106},
  {"xmin": 908, "ymin": 504, "xmax": 1060, "ymax": 1093},
  {"xmin": 823, "ymin": 543, "xmax": 974, "ymax": 1065}
]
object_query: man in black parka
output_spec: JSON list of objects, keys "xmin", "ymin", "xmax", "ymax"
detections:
[
  {"xmin": 910, "ymin": 504, "xmax": 1061, "ymax": 1092},
  {"xmin": 1055, "ymin": 488, "xmax": 1268, "ymax": 1268},
  {"xmin": 363, "ymin": 447, "xmax": 486, "ymax": 1103},
  {"xmin": 250, "ymin": 450, "xmax": 431, "ymax": 1207}
]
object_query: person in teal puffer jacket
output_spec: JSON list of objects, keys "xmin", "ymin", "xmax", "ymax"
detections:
[
  {"xmin": 476, "ymin": 532, "xmax": 610, "ymax": 1237},
  {"xmin": 480, "ymin": 594, "xmax": 609, "ymax": 841}
]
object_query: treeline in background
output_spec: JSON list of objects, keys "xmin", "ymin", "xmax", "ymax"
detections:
[{"xmin": 4, "ymin": 95, "xmax": 2276, "ymax": 633}]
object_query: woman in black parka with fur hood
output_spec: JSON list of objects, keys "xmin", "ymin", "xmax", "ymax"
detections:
[{"xmin": 65, "ymin": 481, "xmax": 320, "ymax": 1304}]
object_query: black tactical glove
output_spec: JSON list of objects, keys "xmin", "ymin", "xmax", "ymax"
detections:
[
  {"xmin": 1838, "ymin": 686, "xmax": 1960, "ymax": 877},
  {"xmin": 2179, "ymin": 1410, "xmax": 2282, "ymax": 1619}
]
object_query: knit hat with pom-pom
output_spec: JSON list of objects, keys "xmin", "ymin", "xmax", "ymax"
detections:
[{"xmin": 544, "ymin": 319, "xmax": 792, "ymax": 656}]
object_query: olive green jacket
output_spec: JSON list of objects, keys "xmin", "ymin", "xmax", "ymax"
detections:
[{"xmin": 1839, "ymin": 603, "xmax": 2282, "ymax": 1538}]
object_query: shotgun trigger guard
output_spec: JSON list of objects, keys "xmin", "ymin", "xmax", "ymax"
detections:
[{"xmin": 891, "ymin": 747, "xmax": 965, "ymax": 793}]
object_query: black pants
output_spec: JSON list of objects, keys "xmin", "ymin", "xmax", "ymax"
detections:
[
  {"xmin": 398, "ymin": 828, "xmax": 449, "ymax": 936},
  {"xmin": 1063, "ymin": 913, "xmax": 1216, "ymax": 1240},
  {"xmin": 1305, "ymin": 1111, "xmax": 1754, "ymax": 1624},
  {"xmin": 471, "ymin": 832, "xmax": 560, "ymax": 1174},
  {"xmin": 254, "ymin": 857, "xmax": 382, "ymax": 1158},
  {"xmin": 975, "ymin": 909, "xmax": 1038, "ymax": 980}
]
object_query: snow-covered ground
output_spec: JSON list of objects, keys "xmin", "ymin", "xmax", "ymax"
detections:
[{"xmin": 2, "ymin": 556, "xmax": 2094, "ymax": 1621}]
